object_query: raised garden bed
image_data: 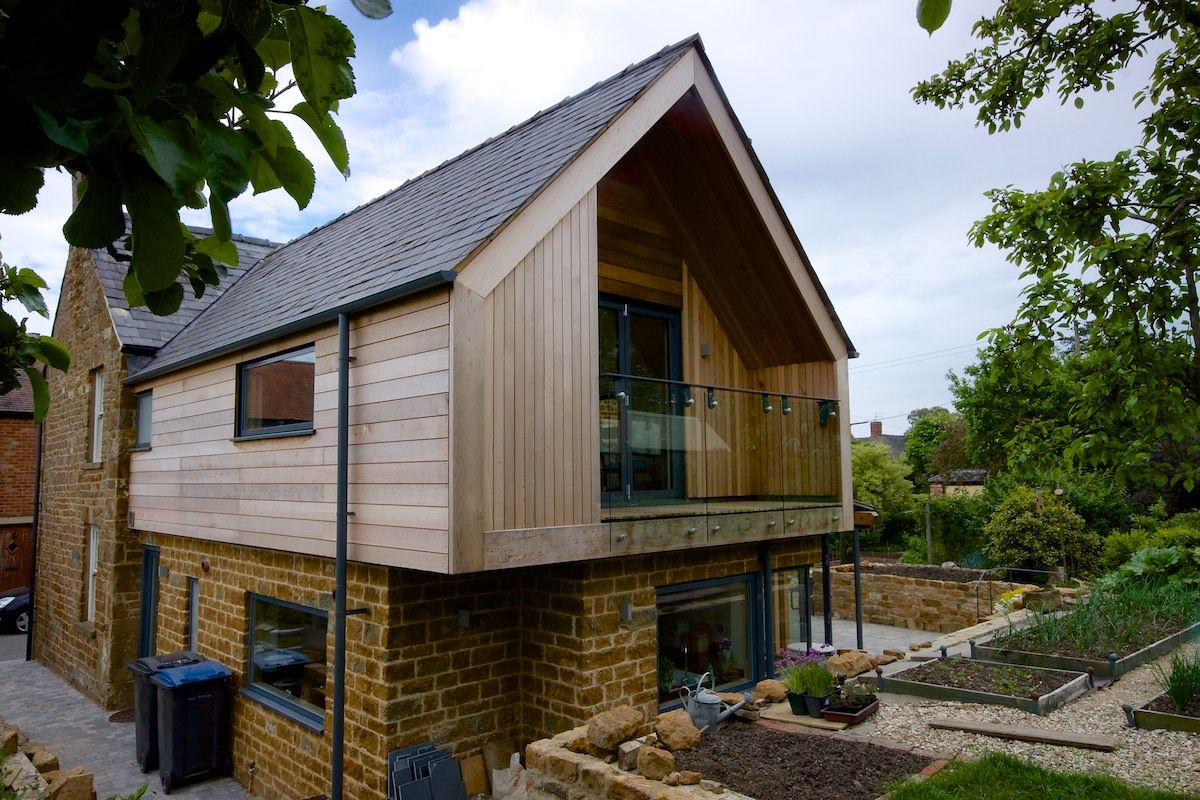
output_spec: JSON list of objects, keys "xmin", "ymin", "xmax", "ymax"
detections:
[
  {"xmin": 821, "ymin": 698, "xmax": 879, "ymax": 725},
  {"xmin": 876, "ymin": 657, "xmax": 1091, "ymax": 715},
  {"xmin": 975, "ymin": 620, "xmax": 1200, "ymax": 679},
  {"xmin": 1123, "ymin": 695, "xmax": 1200, "ymax": 734}
]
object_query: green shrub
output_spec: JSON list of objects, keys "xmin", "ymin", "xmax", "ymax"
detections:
[
  {"xmin": 1101, "ymin": 529, "xmax": 1151, "ymax": 571},
  {"xmin": 1153, "ymin": 523, "xmax": 1200, "ymax": 549},
  {"xmin": 983, "ymin": 487, "xmax": 1101, "ymax": 576}
]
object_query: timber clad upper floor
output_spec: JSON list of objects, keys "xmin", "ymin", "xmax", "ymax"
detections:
[{"xmin": 126, "ymin": 37, "xmax": 855, "ymax": 575}]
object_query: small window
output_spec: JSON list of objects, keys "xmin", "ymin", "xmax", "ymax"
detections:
[
  {"xmin": 187, "ymin": 577, "xmax": 200, "ymax": 651},
  {"xmin": 656, "ymin": 576, "xmax": 758, "ymax": 705},
  {"xmin": 245, "ymin": 594, "xmax": 327, "ymax": 730},
  {"xmin": 237, "ymin": 346, "xmax": 315, "ymax": 437},
  {"xmin": 85, "ymin": 525, "xmax": 99, "ymax": 622},
  {"xmin": 134, "ymin": 391, "xmax": 153, "ymax": 449},
  {"xmin": 90, "ymin": 369, "xmax": 105, "ymax": 462}
]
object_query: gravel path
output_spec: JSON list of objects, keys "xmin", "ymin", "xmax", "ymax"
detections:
[{"xmin": 849, "ymin": 648, "xmax": 1200, "ymax": 795}]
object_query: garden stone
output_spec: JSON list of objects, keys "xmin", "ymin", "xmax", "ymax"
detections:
[
  {"xmin": 752, "ymin": 679, "xmax": 786, "ymax": 704},
  {"xmin": 587, "ymin": 705, "xmax": 644, "ymax": 751},
  {"xmin": 677, "ymin": 770, "xmax": 702, "ymax": 785},
  {"xmin": 654, "ymin": 710, "xmax": 701, "ymax": 751},
  {"xmin": 0, "ymin": 729, "xmax": 17, "ymax": 756},
  {"xmin": 44, "ymin": 766, "xmax": 93, "ymax": 800},
  {"xmin": 637, "ymin": 746, "xmax": 674, "ymax": 781},
  {"xmin": 30, "ymin": 749, "xmax": 59, "ymax": 773},
  {"xmin": 618, "ymin": 739, "xmax": 642, "ymax": 771},
  {"xmin": 827, "ymin": 650, "xmax": 873, "ymax": 677}
]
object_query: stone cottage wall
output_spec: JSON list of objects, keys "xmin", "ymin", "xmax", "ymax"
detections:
[
  {"xmin": 813, "ymin": 565, "xmax": 1032, "ymax": 633},
  {"xmin": 34, "ymin": 248, "xmax": 142, "ymax": 708}
]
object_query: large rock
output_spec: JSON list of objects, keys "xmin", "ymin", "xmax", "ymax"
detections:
[
  {"xmin": 751, "ymin": 679, "xmax": 787, "ymax": 704},
  {"xmin": 44, "ymin": 767, "xmax": 93, "ymax": 800},
  {"xmin": 587, "ymin": 705, "xmax": 644, "ymax": 752},
  {"xmin": 827, "ymin": 650, "xmax": 873, "ymax": 677},
  {"xmin": 617, "ymin": 739, "xmax": 643, "ymax": 771},
  {"xmin": 637, "ymin": 746, "xmax": 674, "ymax": 781},
  {"xmin": 654, "ymin": 709, "xmax": 701, "ymax": 751},
  {"xmin": 30, "ymin": 750, "xmax": 59, "ymax": 773}
]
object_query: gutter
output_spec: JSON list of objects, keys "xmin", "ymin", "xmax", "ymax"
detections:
[{"xmin": 123, "ymin": 271, "xmax": 457, "ymax": 385}]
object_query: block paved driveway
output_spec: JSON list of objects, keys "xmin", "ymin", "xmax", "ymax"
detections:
[{"xmin": 0, "ymin": 659, "xmax": 255, "ymax": 800}]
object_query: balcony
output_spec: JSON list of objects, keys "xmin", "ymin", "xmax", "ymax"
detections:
[{"xmin": 599, "ymin": 374, "xmax": 843, "ymax": 554}]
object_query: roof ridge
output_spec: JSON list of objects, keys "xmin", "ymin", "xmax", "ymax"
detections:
[{"xmin": 255, "ymin": 34, "xmax": 702, "ymax": 264}]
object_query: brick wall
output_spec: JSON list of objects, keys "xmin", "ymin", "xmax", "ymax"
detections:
[
  {"xmin": 0, "ymin": 416, "xmax": 36, "ymax": 518},
  {"xmin": 34, "ymin": 248, "xmax": 143, "ymax": 708},
  {"xmin": 814, "ymin": 565, "xmax": 1032, "ymax": 633}
]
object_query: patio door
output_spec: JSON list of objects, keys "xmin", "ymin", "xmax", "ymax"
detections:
[{"xmin": 599, "ymin": 298, "xmax": 683, "ymax": 504}]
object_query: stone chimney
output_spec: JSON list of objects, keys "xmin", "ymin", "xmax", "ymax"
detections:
[{"xmin": 869, "ymin": 420, "xmax": 883, "ymax": 439}]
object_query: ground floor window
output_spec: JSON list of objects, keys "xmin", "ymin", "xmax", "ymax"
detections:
[
  {"xmin": 245, "ymin": 594, "xmax": 328, "ymax": 730},
  {"xmin": 656, "ymin": 576, "xmax": 758, "ymax": 704},
  {"xmin": 771, "ymin": 567, "xmax": 813, "ymax": 656}
]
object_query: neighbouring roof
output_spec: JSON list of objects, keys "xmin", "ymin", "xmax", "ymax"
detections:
[
  {"xmin": 131, "ymin": 37, "xmax": 703, "ymax": 381},
  {"xmin": 929, "ymin": 469, "xmax": 989, "ymax": 486},
  {"xmin": 0, "ymin": 371, "xmax": 34, "ymax": 416},
  {"xmin": 94, "ymin": 229, "xmax": 278, "ymax": 352}
]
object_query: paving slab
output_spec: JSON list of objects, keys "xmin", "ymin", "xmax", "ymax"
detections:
[
  {"xmin": 0, "ymin": 659, "xmax": 254, "ymax": 799},
  {"xmin": 927, "ymin": 718, "xmax": 1118, "ymax": 751}
]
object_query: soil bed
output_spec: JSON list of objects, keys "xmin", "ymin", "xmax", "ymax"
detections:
[
  {"xmin": 899, "ymin": 658, "xmax": 1067, "ymax": 697},
  {"xmin": 1145, "ymin": 695, "xmax": 1200, "ymax": 718},
  {"xmin": 989, "ymin": 616, "xmax": 1194, "ymax": 661},
  {"xmin": 674, "ymin": 722, "xmax": 932, "ymax": 800},
  {"xmin": 857, "ymin": 563, "xmax": 992, "ymax": 583}
]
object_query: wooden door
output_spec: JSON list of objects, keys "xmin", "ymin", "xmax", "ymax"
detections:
[{"xmin": 0, "ymin": 526, "xmax": 32, "ymax": 592}]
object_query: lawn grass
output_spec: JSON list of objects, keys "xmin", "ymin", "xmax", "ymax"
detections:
[{"xmin": 888, "ymin": 753, "xmax": 1195, "ymax": 800}]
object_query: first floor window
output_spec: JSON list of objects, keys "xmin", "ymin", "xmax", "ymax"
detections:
[
  {"xmin": 89, "ymin": 369, "xmax": 105, "ymax": 462},
  {"xmin": 246, "ymin": 594, "xmax": 327, "ymax": 729},
  {"xmin": 237, "ymin": 346, "xmax": 315, "ymax": 437},
  {"xmin": 656, "ymin": 575, "xmax": 757, "ymax": 704},
  {"xmin": 85, "ymin": 525, "xmax": 99, "ymax": 622}
]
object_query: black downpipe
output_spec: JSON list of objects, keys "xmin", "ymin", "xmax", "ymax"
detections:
[
  {"xmin": 821, "ymin": 534, "xmax": 832, "ymax": 646},
  {"xmin": 853, "ymin": 528, "xmax": 864, "ymax": 650},
  {"xmin": 759, "ymin": 542, "xmax": 772, "ymax": 679},
  {"xmin": 331, "ymin": 313, "xmax": 350, "ymax": 800},
  {"xmin": 25, "ymin": 414, "xmax": 45, "ymax": 662}
]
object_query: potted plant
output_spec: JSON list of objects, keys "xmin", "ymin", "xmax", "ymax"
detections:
[
  {"xmin": 774, "ymin": 648, "xmax": 827, "ymax": 715},
  {"xmin": 822, "ymin": 680, "xmax": 879, "ymax": 724},
  {"xmin": 781, "ymin": 662, "xmax": 837, "ymax": 718}
]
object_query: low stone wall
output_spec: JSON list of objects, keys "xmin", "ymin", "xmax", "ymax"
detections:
[{"xmin": 814, "ymin": 565, "xmax": 1033, "ymax": 633}]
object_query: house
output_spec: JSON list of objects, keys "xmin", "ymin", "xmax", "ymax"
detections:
[
  {"xmin": 929, "ymin": 468, "xmax": 988, "ymax": 496},
  {"xmin": 0, "ymin": 372, "xmax": 36, "ymax": 593},
  {"xmin": 854, "ymin": 419, "xmax": 905, "ymax": 459},
  {"xmin": 34, "ymin": 36, "xmax": 855, "ymax": 799}
]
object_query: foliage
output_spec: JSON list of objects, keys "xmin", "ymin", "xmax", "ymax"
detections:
[
  {"xmin": 901, "ymin": 491, "xmax": 995, "ymax": 565},
  {"xmin": 915, "ymin": 2, "xmax": 1200, "ymax": 491},
  {"xmin": 780, "ymin": 661, "xmax": 835, "ymax": 697},
  {"xmin": 0, "ymin": 0, "xmax": 390, "ymax": 401},
  {"xmin": 903, "ymin": 407, "xmax": 954, "ymax": 484},
  {"xmin": 851, "ymin": 441, "xmax": 916, "ymax": 542},
  {"xmin": 888, "ymin": 752, "xmax": 1197, "ymax": 800},
  {"xmin": 105, "ymin": 787, "xmax": 148, "ymax": 800},
  {"xmin": 992, "ymin": 579, "xmax": 1200, "ymax": 659},
  {"xmin": 983, "ymin": 486, "xmax": 1100, "ymax": 576},
  {"xmin": 773, "ymin": 648, "xmax": 824, "ymax": 674},
  {"xmin": 1152, "ymin": 648, "xmax": 1200, "ymax": 712},
  {"xmin": 1118, "ymin": 545, "xmax": 1200, "ymax": 587},
  {"xmin": 0, "ymin": 249, "xmax": 69, "ymax": 419},
  {"xmin": 1102, "ymin": 529, "xmax": 1151, "ymax": 572}
]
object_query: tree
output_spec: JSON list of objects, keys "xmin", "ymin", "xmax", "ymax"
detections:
[
  {"xmin": 903, "ymin": 406, "xmax": 953, "ymax": 483},
  {"xmin": 851, "ymin": 441, "xmax": 916, "ymax": 541},
  {"xmin": 983, "ymin": 486, "xmax": 1101, "ymax": 577},
  {"xmin": 0, "ymin": 0, "xmax": 390, "ymax": 418},
  {"xmin": 913, "ymin": 2, "xmax": 1200, "ymax": 491}
]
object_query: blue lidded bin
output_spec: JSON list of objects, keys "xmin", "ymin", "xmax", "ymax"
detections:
[{"xmin": 150, "ymin": 659, "xmax": 233, "ymax": 794}]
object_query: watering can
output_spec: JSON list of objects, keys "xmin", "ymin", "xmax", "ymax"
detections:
[{"xmin": 679, "ymin": 672, "xmax": 749, "ymax": 730}]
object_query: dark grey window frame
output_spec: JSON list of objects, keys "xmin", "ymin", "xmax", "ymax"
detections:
[
  {"xmin": 234, "ymin": 344, "xmax": 316, "ymax": 439},
  {"xmin": 242, "ymin": 593, "xmax": 327, "ymax": 732},
  {"xmin": 132, "ymin": 390, "xmax": 152, "ymax": 451}
]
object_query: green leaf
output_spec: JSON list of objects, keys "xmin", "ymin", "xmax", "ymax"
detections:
[
  {"xmin": 30, "ymin": 335, "xmax": 70, "ymax": 371},
  {"xmin": 137, "ymin": 116, "xmax": 208, "ymax": 199},
  {"xmin": 291, "ymin": 101, "xmax": 349, "ymax": 176},
  {"xmin": 144, "ymin": 283, "xmax": 185, "ymax": 315},
  {"xmin": 285, "ymin": 5, "xmax": 355, "ymax": 116},
  {"xmin": 198, "ymin": 120, "xmax": 253, "ymax": 201},
  {"xmin": 916, "ymin": 0, "xmax": 951, "ymax": 34},
  {"xmin": 0, "ymin": 164, "xmax": 44, "ymax": 215},
  {"xmin": 22, "ymin": 367, "xmax": 49, "ymax": 423},
  {"xmin": 231, "ymin": 0, "xmax": 274, "ymax": 45},
  {"xmin": 123, "ymin": 271, "xmax": 146, "ymax": 308},
  {"xmin": 255, "ymin": 24, "xmax": 292, "ymax": 71},
  {"xmin": 350, "ymin": 0, "xmax": 393, "ymax": 19},
  {"xmin": 63, "ymin": 167, "xmax": 125, "ymax": 248},
  {"xmin": 265, "ymin": 145, "xmax": 315, "ymax": 208},
  {"xmin": 33, "ymin": 106, "xmax": 90, "ymax": 154},
  {"xmin": 1074, "ymin": 96, "xmax": 1085, "ymax": 109},
  {"xmin": 210, "ymin": 195, "xmax": 232, "ymax": 243},
  {"xmin": 195, "ymin": 235, "xmax": 239, "ymax": 266},
  {"xmin": 122, "ymin": 172, "xmax": 186, "ymax": 293}
]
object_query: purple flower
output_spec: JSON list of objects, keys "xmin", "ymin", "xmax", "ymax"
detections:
[{"xmin": 773, "ymin": 647, "xmax": 828, "ymax": 674}]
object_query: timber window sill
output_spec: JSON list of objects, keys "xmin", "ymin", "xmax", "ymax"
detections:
[
  {"xmin": 240, "ymin": 685, "xmax": 324, "ymax": 732},
  {"xmin": 231, "ymin": 428, "xmax": 316, "ymax": 443},
  {"xmin": 128, "ymin": 445, "xmax": 151, "ymax": 453}
]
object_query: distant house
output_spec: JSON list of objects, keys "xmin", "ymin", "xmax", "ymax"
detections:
[
  {"xmin": 35, "ymin": 36, "xmax": 856, "ymax": 799},
  {"xmin": 0, "ymin": 372, "xmax": 36, "ymax": 593},
  {"xmin": 929, "ymin": 469, "xmax": 989, "ymax": 496},
  {"xmin": 854, "ymin": 419, "xmax": 906, "ymax": 459}
]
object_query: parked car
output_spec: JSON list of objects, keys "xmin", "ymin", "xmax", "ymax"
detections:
[{"xmin": 0, "ymin": 587, "xmax": 30, "ymax": 634}]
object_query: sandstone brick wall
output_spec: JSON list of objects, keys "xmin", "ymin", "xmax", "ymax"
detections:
[
  {"xmin": 814, "ymin": 566, "xmax": 1031, "ymax": 633},
  {"xmin": 34, "ymin": 248, "xmax": 143, "ymax": 708},
  {"xmin": 0, "ymin": 416, "xmax": 36, "ymax": 518}
]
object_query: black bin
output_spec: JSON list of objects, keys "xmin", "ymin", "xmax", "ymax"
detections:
[
  {"xmin": 151, "ymin": 660, "xmax": 233, "ymax": 794},
  {"xmin": 128, "ymin": 651, "xmax": 202, "ymax": 772}
]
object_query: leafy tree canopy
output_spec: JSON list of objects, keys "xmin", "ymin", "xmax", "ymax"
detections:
[
  {"xmin": 914, "ymin": 1, "xmax": 1200, "ymax": 491},
  {"xmin": 904, "ymin": 406, "xmax": 957, "ymax": 483},
  {"xmin": 0, "ymin": 0, "xmax": 390, "ymax": 418},
  {"xmin": 851, "ymin": 440, "xmax": 916, "ymax": 539}
]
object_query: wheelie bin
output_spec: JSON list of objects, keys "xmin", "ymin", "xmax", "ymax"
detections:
[
  {"xmin": 127, "ymin": 651, "xmax": 202, "ymax": 772},
  {"xmin": 151, "ymin": 659, "xmax": 233, "ymax": 794}
]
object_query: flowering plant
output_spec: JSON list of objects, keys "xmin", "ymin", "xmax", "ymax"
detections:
[{"xmin": 773, "ymin": 647, "xmax": 826, "ymax": 674}]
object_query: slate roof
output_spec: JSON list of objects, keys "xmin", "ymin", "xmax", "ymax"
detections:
[
  {"xmin": 929, "ymin": 469, "xmax": 989, "ymax": 486},
  {"xmin": 131, "ymin": 37, "xmax": 700, "ymax": 380},
  {"xmin": 0, "ymin": 371, "xmax": 34, "ymax": 416},
  {"xmin": 94, "ymin": 230, "xmax": 278, "ymax": 351}
]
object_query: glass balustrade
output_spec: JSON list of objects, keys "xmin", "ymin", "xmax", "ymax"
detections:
[{"xmin": 601, "ymin": 374, "xmax": 841, "ymax": 553}]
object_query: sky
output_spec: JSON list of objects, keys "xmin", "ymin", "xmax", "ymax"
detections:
[{"xmin": 0, "ymin": 0, "xmax": 1152, "ymax": 435}]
